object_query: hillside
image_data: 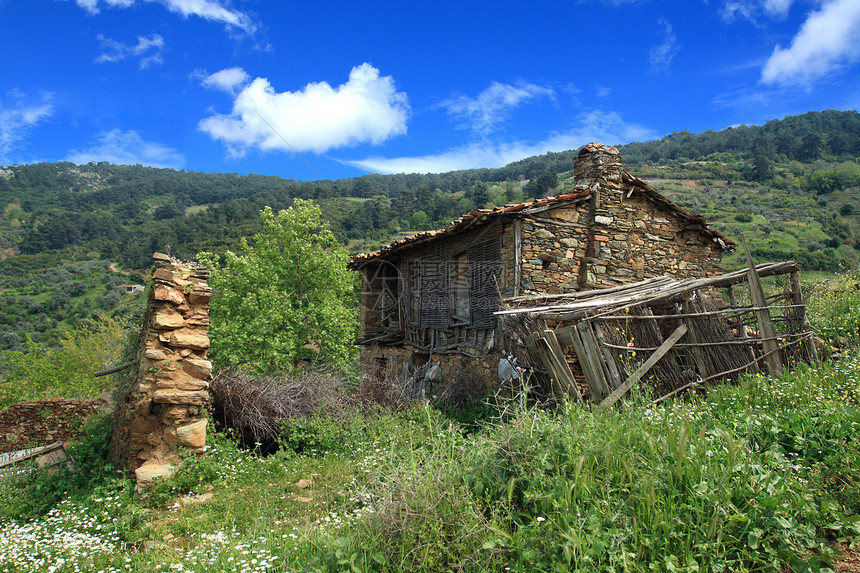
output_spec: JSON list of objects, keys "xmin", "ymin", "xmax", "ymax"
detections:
[{"xmin": 0, "ymin": 109, "xmax": 858, "ymax": 350}]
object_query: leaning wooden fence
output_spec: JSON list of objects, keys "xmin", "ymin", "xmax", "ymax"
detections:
[{"xmin": 497, "ymin": 261, "xmax": 818, "ymax": 407}]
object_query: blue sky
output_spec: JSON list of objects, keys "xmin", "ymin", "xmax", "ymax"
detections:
[{"xmin": 1, "ymin": 0, "xmax": 859, "ymax": 181}]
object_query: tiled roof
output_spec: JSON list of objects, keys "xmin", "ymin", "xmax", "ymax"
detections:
[{"xmin": 349, "ymin": 172, "xmax": 734, "ymax": 267}]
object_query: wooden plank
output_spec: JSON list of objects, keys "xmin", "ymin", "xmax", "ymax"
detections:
[
  {"xmin": 513, "ymin": 219, "xmax": 522, "ymax": 297},
  {"xmin": 567, "ymin": 323, "xmax": 606, "ymax": 402},
  {"xmin": 542, "ymin": 330, "xmax": 583, "ymax": 402},
  {"xmin": 789, "ymin": 270, "xmax": 819, "ymax": 364},
  {"xmin": 741, "ymin": 234, "xmax": 783, "ymax": 375},
  {"xmin": 574, "ymin": 322, "xmax": 612, "ymax": 401},
  {"xmin": 554, "ymin": 325, "xmax": 576, "ymax": 348},
  {"xmin": 591, "ymin": 322, "xmax": 624, "ymax": 390},
  {"xmin": 683, "ymin": 318, "xmax": 710, "ymax": 379},
  {"xmin": 599, "ymin": 323, "xmax": 688, "ymax": 409}
]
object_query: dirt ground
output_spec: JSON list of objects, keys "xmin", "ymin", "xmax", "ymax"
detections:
[{"xmin": 836, "ymin": 542, "xmax": 860, "ymax": 573}]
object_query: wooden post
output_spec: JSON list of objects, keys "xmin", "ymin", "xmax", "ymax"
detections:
[
  {"xmin": 600, "ymin": 324, "xmax": 688, "ymax": 409},
  {"xmin": 569, "ymin": 322, "xmax": 611, "ymax": 402},
  {"xmin": 789, "ymin": 270, "xmax": 819, "ymax": 364},
  {"xmin": 592, "ymin": 322, "xmax": 624, "ymax": 390},
  {"xmin": 513, "ymin": 219, "xmax": 522, "ymax": 297},
  {"xmin": 682, "ymin": 316, "xmax": 710, "ymax": 379},
  {"xmin": 740, "ymin": 234, "xmax": 783, "ymax": 375},
  {"xmin": 542, "ymin": 330, "xmax": 583, "ymax": 402},
  {"xmin": 725, "ymin": 285, "xmax": 760, "ymax": 373}
]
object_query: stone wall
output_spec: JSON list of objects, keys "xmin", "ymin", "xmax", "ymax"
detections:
[
  {"xmin": 519, "ymin": 143, "xmax": 723, "ymax": 295},
  {"xmin": 518, "ymin": 203, "xmax": 590, "ymax": 294},
  {"xmin": 359, "ymin": 344, "xmax": 501, "ymax": 394},
  {"xmin": 0, "ymin": 399, "xmax": 108, "ymax": 453},
  {"xmin": 112, "ymin": 253, "xmax": 213, "ymax": 485}
]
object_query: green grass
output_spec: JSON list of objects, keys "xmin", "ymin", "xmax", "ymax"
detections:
[{"xmin": 1, "ymin": 276, "xmax": 859, "ymax": 572}]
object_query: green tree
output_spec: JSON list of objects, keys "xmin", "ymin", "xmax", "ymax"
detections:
[
  {"xmin": 751, "ymin": 155, "xmax": 773, "ymax": 182},
  {"xmin": 1, "ymin": 313, "xmax": 134, "ymax": 409},
  {"xmin": 198, "ymin": 200, "xmax": 357, "ymax": 374}
]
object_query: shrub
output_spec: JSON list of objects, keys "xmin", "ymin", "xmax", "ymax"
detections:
[{"xmin": 0, "ymin": 313, "xmax": 136, "ymax": 409}]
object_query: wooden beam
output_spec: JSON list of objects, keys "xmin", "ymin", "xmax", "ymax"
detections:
[
  {"xmin": 599, "ymin": 323, "xmax": 688, "ymax": 409},
  {"xmin": 573, "ymin": 322, "xmax": 612, "ymax": 401},
  {"xmin": 741, "ymin": 234, "xmax": 783, "ymax": 375},
  {"xmin": 542, "ymin": 330, "xmax": 582, "ymax": 402},
  {"xmin": 789, "ymin": 270, "xmax": 819, "ymax": 364}
]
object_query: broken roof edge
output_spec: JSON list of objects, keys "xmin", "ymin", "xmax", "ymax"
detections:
[
  {"xmin": 622, "ymin": 172, "xmax": 736, "ymax": 252},
  {"xmin": 349, "ymin": 153, "xmax": 735, "ymax": 268},
  {"xmin": 496, "ymin": 261, "xmax": 800, "ymax": 318},
  {"xmin": 348, "ymin": 189, "xmax": 593, "ymax": 268}
]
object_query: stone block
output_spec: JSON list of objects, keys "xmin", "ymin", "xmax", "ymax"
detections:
[
  {"xmin": 144, "ymin": 348, "xmax": 170, "ymax": 361},
  {"xmin": 168, "ymin": 329, "xmax": 210, "ymax": 350},
  {"xmin": 153, "ymin": 268, "xmax": 175, "ymax": 282},
  {"xmin": 153, "ymin": 284, "xmax": 185, "ymax": 305},
  {"xmin": 188, "ymin": 289, "xmax": 212, "ymax": 305},
  {"xmin": 183, "ymin": 358, "xmax": 213, "ymax": 379},
  {"xmin": 152, "ymin": 388, "xmax": 210, "ymax": 406},
  {"xmin": 176, "ymin": 419, "xmax": 207, "ymax": 449},
  {"xmin": 152, "ymin": 308, "xmax": 186, "ymax": 329},
  {"xmin": 135, "ymin": 459, "xmax": 174, "ymax": 484}
]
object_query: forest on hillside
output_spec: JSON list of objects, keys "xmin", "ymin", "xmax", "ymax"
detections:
[{"xmin": 0, "ymin": 109, "xmax": 858, "ymax": 350}]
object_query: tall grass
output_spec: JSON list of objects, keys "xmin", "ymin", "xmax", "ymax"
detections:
[
  {"xmin": 808, "ymin": 268, "xmax": 860, "ymax": 349},
  {"xmin": 332, "ymin": 357, "xmax": 860, "ymax": 572},
  {"xmin": 1, "ymin": 274, "xmax": 858, "ymax": 572}
]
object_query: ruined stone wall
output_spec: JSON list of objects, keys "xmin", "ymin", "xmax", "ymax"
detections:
[
  {"xmin": 518, "ymin": 144, "xmax": 724, "ymax": 295},
  {"xmin": 359, "ymin": 344, "xmax": 500, "ymax": 393},
  {"xmin": 112, "ymin": 253, "xmax": 212, "ymax": 484},
  {"xmin": 518, "ymin": 203, "xmax": 591, "ymax": 294},
  {"xmin": 580, "ymin": 192, "xmax": 724, "ymax": 289},
  {"xmin": 1, "ymin": 399, "xmax": 107, "ymax": 453}
]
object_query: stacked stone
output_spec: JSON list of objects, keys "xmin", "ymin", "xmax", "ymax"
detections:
[
  {"xmin": 574, "ymin": 142, "xmax": 623, "ymax": 186},
  {"xmin": 112, "ymin": 253, "xmax": 213, "ymax": 485},
  {"xmin": 0, "ymin": 399, "xmax": 107, "ymax": 453},
  {"xmin": 518, "ymin": 207, "xmax": 589, "ymax": 294}
]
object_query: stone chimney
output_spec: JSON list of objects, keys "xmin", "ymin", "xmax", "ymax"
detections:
[
  {"xmin": 112, "ymin": 253, "xmax": 213, "ymax": 486},
  {"xmin": 574, "ymin": 142, "xmax": 623, "ymax": 187}
]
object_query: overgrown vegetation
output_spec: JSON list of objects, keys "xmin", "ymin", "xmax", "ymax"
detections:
[
  {"xmin": 199, "ymin": 200, "xmax": 358, "ymax": 373},
  {"xmin": 0, "ymin": 312, "xmax": 136, "ymax": 409},
  {"xmin": 1, "ymin": 110, "xmax": 858, "ymax": 354},
  {"xmin": 0, "ymin": 272, "xmax": 858, "ymax": 572}
]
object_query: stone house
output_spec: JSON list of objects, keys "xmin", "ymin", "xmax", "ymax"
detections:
[{"xmin": 349, "ymin": 143, "xmax": 735, "ymax": 387}]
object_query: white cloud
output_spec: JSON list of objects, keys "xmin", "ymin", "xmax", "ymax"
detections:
[
  {"xmin": 76, "ymin": 0, "xmax": 139, "ymax": 13},
  {"xmin": 439, "ymin": 82, "xmax": 555, "ymax": 135},
  {"xmin": 96, "ymin": 34, "xmax": 165, "ymax": 68},
  {"xmin": 761, "ymin": 0, "xmax": 860, "ymax": 86},
  {"xmin": 198, "ymin": 63, "xmax": 410, "ymax": 157},
  {"xmin": 66, "ymin": 129, "xmax": 185, "ymax": 168},
  {"xmin": 763, "ymin": 0, "xmax": 795, "ymax": 17},
  {"xmin": 0, "ymin": 91, "xmax": 54, "ymax": 164},
  {"xmin": 650, "ymin": 18, "xmax": 680, "ymax": 71},
  {"xmin": 344, "ymin": 111, "xmax": 658, "ymax": 174},
  {"xmin": 197, "ymin": 67, "xmax": 250, "ymax": 94},
  {"xmin": 722, "ymin": 0, "xmax": 796, "ymax": 22},
  {"xmin": 76, "ymin": 0, "xmax": 255, "ymax": 35}
]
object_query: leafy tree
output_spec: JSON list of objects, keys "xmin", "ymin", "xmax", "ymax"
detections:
[
  {"xmin": 523, "ymin": 171, "xmax": 558, "ymax": 199},
  {"xmin": 751, "ymin": 155, "xmax": 773, "ymax": 182},
  {"xmin": 0, "ymin": 313, "xmax": 134, "ymax": 409},
  {"xmin": 411, "ymin": 210, "xmax": 431, "ymax": 230},
  {"xmin": 199, "ymin": 200, "xmax": 357, "ymax": 374}
]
